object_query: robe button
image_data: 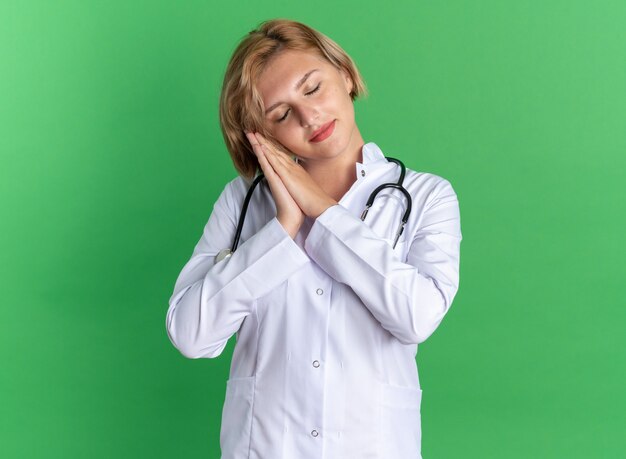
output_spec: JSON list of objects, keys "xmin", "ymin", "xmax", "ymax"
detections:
[
  {"xmin": 311, "ymin": 429, "xmax": 319, "ymax": 437},
  {"xmin": 312, "ymin": 360, "xmax": 320, "ymax": 368},
  {"xmin": 316, "ymin": 288, "xmax": 323, "ymax": 295},
  {"xmin": 361, "ymin": 169, "xmax": 366, "ymax": 177}
]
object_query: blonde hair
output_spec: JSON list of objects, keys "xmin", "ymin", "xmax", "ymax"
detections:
[{"xmin": 218, "ymin": 18, "xmax": 368, "ymax": 180}]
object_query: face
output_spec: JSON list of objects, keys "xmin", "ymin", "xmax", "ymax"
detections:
[{"xmin": 256, "ymin": 48, "xmax": 361, "ymax": 164}]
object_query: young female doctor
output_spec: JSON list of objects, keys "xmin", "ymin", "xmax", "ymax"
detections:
[{"xmin": 166, "ymin": 18, "xmax": 462, "ymax": 459}]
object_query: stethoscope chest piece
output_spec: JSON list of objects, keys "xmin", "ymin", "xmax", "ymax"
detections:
[{"xmin": 215, "ymin": 248, "xmax": 233, "ymax": 263}]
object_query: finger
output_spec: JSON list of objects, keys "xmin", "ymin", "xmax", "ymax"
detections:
[
  {"xmin": 256, "ymin": 145, "xmax": 277, "ymax": 178},
  {"xmin": 262, "ymin": 144, "xmax": 292, "ymax": 177},
  {"xmin": 247, "ymin": 133, "xmax": 285, "ymax": 178},
  {"xmin": 245, "ymin": 132, "xmax": 272, "ymax": 173},
  {"xmin": 251, "ymin": 134, "xmax": 289, "ymax": 171},
  {"xmin": 245, "ymin": 131, "xmax": 262, "ymax": 156},
  {"xmin": 255, "ymin": 133, "xmax": 295, "ymax": 164},
  {"xmin": 268, "ymin": 147, "xmax": 294, "ymax": 168},
  {"xmin": 253, "ymin": 143, "xmax": 295, "ymax": 204},
  {"xmin": 259, "ymin": 144, "xmax": 297, "ymax": 177}
]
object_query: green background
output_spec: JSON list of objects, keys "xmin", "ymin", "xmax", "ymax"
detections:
[{"xmin": 2, "ymin": 0, "xmax": 625, "ymax": 457}]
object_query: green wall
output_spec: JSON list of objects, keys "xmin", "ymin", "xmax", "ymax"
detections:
[{"xmin": 2, "ymin": 1, "xmax": 625, "ymax": 457}]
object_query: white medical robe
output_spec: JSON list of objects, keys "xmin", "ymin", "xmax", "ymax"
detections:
[{"xmin": 166, "ymin": 142, "xmax": 462, "ymax": 458}]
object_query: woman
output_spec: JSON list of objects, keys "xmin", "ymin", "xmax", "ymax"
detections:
[{"xmin": 166, "ymin": 18, "xmax": 462, "ymax": 459}]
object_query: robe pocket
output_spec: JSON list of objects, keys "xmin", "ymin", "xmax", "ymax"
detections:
[
  {"xmin": 380, "ymin": 383, "xmax": 423, "ymax": 459},
  {"xmin": 220, "ymin": 376, "xmax": 255, "ymax": 459}
]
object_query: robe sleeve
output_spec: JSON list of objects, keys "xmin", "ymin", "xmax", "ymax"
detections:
[
  {"xmin": 304, "ymin": 177, "xmax": 462, "ymax": 344},
  {"xmin": 166, "ymin": 181, "xmax": 310, "ymax": 359}
]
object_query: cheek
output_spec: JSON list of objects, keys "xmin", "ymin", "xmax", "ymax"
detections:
[
  {"xmin": 269, "ymin": 126, "xmax": 290, "ymax": 143},
  {"xmin": 267, "ymin": 129, "xmax": 298, "ymax": 153},
  {"xmin": 327, "ymin": 86, "xmax": 352, "ymax": 114}
]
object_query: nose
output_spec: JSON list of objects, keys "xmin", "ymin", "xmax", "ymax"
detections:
[{"xmin": 298, "ymin": 104, "xmax": 320, "ymax": 128}]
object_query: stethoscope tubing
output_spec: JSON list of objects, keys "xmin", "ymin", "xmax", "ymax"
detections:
[
  {"xmin": 360, "ymin": 157, "xmax": 412, "ymax": 249},
  {"xmin": 231, "ymin": 173, "xmax": 265, "ymax": 253},
  {"xmin": 215, "ymin": 156, "xmax": 412, "ymax": 263}
]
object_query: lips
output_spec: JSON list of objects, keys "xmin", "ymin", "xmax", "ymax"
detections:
[{"xmin": 309, "ymin": 120, "xmax": 336, "ymax": 142}]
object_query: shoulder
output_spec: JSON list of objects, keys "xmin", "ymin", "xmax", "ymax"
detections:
[
  {"xmin": 369, "ymin": 142, "xmax": 457, "ymax": 197},
  {"xmin": 399, "ymin": 168, "xmax": 462, "ymax": 239},
  {"xmin": 404, "ymin": 168, "xmax": 454, "ymax": 189},
  {"xmin": 402, "ymin": 168, "xmax": 459, "ymax": 207},
  {"xmin": 214, "ymin": 175, "xmax": 253, "ymax": 210}
]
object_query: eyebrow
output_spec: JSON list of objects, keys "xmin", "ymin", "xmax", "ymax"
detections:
[{"xmin": 264, "ymin": 69, "xmax": 320, "ymax": 115}]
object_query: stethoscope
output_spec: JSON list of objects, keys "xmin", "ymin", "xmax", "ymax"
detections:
[{"xmin": 215, "ymin": 157, "xmax": 412, "ymax": 263}]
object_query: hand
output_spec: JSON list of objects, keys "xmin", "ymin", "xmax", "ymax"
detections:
[
  {"xmin": 248, "ymin": 132, "xmax": 338, "ymax": 219},
  {"xmin": 245, "ymin": 131, "xmax": 304, "ymax": 238}
]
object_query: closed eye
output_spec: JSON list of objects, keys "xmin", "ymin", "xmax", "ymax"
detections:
[{"xmin": 277, "ymin": 83, "xmax": 322, "ymax": 123}]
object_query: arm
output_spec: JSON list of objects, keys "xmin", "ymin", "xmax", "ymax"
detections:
[
  {"xmin": 304, "ymin": 178, "xmax": 462, "ymax": 344},
  {"xmin": 166, "ymin": 181, "xmax": 310, "ymax": 359}
]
